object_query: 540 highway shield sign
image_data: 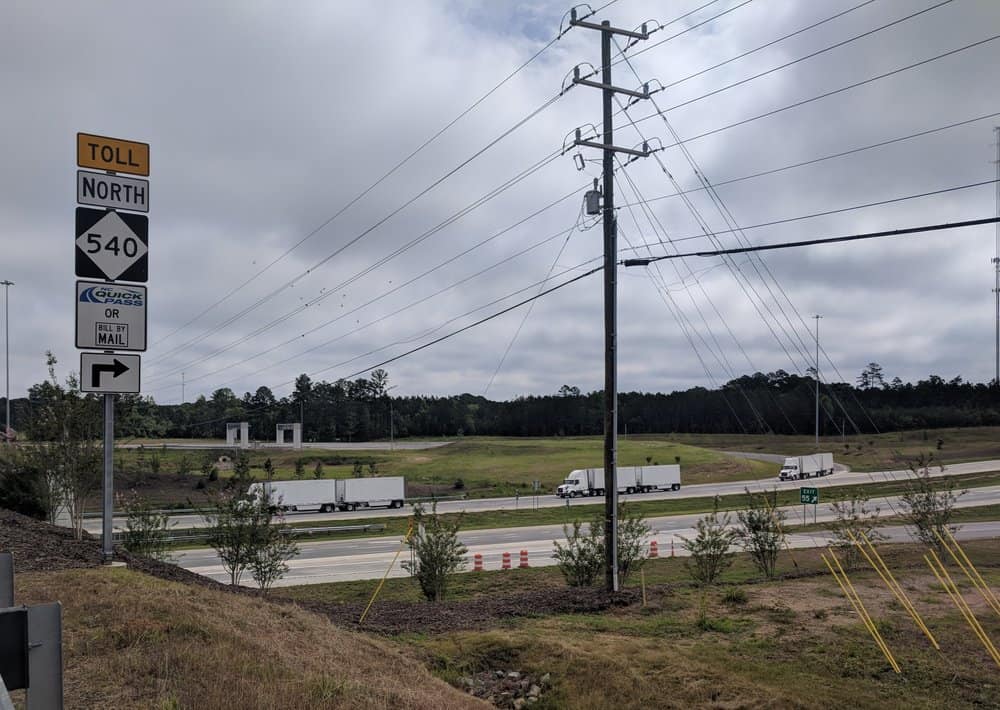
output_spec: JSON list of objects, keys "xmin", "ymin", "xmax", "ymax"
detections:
[
  {"xmin": 75, "ymin": 207, "xmax": 148, "ymax": 282},
  {"xmin": 75, "ymin": 281, "xmax": 147, "ymax": 351}
]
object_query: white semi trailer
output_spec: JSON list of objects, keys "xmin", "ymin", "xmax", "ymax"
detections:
[
  {"xmin": 336, "ymin": 477, "xmax": 405, "ymax": 511},
  {"xmin": 556, "ymin": 465, "xmax": 681, "ymax": 498},
  {"xmin": 778, "ymin": 453, "xmax": 834, "ymax": 481},
  {"xmin": 248, "ymin": 476, "xmax": 406, "ymax": 513},
  {"xmin": 248, "ymin": 480, "xmax": 338, "ymax": 513}
]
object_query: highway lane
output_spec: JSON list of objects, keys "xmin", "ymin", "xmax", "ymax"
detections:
[
  {"xmin": 83, "ymin": 457, "xmax": 1000, "ymax": 534},
  {"xmin": 175, "ymin": 486, "xmax": 1000, "ymax": 587}
]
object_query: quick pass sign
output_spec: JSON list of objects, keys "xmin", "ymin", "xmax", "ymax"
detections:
[{"xmin": 75, "ymin": 280, "xmax": 147, "ymax": 351}]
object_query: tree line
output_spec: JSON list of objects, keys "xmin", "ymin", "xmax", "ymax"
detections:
[{"xmin": 4, "ymin": 359, "xmax": 1000, "ymax": 442}]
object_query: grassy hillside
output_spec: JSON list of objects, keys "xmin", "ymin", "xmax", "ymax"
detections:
[{"xmin": 12, "ymin": 568, "xmax": 483, "ymax": 710}]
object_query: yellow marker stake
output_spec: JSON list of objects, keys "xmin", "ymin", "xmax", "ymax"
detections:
[
  {"xmin": 932, "ymin": 530, "xmax": 996, "ymax": 617},
  {"xmin": 931, "ymin": 549, "xmax": 1000, "ymax": 666},
  {"xmin": 823, "ymin": 551, "xmax": 901, "ymax": 673},
  {"xmin": 939, "ymin": 529, "xmax": 1000, "ymax": 617},
  {"xmin": 851, "ymin": 531, "xmax": 938, "ymax": 650},
  {"xmin": 830, "ymin": 549, "xmax": 902, "ymax": 673},
  {"xmin": 360, "ymin": 522, "xmax": 414, "ymax": 625},
  {"xmin": 926, "ymin": 551, "xmax": 1000, "ymax": 668}
]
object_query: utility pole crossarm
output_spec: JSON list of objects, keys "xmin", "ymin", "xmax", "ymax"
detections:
[
  {"xmin": 572, "ymin": 69, "xmax": 650, "ymax": 99},
  {"xmin": 573, "ymin": 137, "xmax": 650, "ymax": 157},
  {"xmin": 569, "ymin": 16, "xmax": 649, "ymax": 40}
]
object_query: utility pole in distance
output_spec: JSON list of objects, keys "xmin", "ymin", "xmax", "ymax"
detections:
[
  {"xmin": 1, "ymin": 280, "xmax": 12, "ymax": 442},
  {"xmin": 813, "ymin": 314, "xmax": 822, "ymax": 449},
  {"xmin": 568, "ymin": 9, "xmax": 651, "ymax": 593},
  {"xmin": 993, "ymin": 126, "xmax": 999, "ymax": 386}
]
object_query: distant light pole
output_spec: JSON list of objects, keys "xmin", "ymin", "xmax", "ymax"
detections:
[
  {"xmin": 813, "ymin": 314, "xmax": 822, "ymax": 449},
  {"xmin": 1, "ymin": 280, "xmax": 12, "ymax": 443},
  {"xmin": 386, "ymin": 385, "xmax": 398, "ymax": 450}
]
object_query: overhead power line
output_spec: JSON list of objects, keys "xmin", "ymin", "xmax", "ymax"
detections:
[
  {"xmin": 622, "ymin": 217, "xmax": 1000, "ymax": 265},
  {"xmin": 616, "ymin": 110, "xmax": 1000, "ymax": 210},
  {"xmin": 624, "ymin": 33, "xmax": 1000, "ymax": 146},
  {"xmin": 620, "ymin": 179, "xmax": 1000, "ymax": 253},
  {"xmin": 656, "ymin": 0, "xmax": 877, "ymax": 93},
  {"xmin": 333, "ymin": 266, "xmax": 603, "ymax": 382},
  {"xmin": 656, "ymin": 0, "xmax": 955, "ymax": 115},
  {"xmin": 148, "ymin": 3, "xmax": 617, "ymax": 350}
]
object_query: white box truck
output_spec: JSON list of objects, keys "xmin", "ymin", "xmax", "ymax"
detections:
[
  {"xmin": 336, "ymin": 477, "xmax": 405, "ymax": 511},
  {"xmin": 556, "ymin": 465, "xmax": 681, "ymax": 498},
  {"xmin": 248, "ymin": 480, "xmax": 338, "ymax": 513},
  {"xmin": 778, "ymin": 453, "xmax": 834, "ymax": 481}
]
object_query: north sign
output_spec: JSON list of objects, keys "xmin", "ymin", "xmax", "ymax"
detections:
[
  {"xmin": 77, "ymin": 170, "xmax": 149, "ymax": 213},
  {"xmin": 77, "ymin": 132, "xmax": 149, "ymax": 176},
  {"xmin": 76, "ymin": 280, "xmax": 147, "ymax": 351},
  {"xmin": 75, "ymin": 207, "xmax": 148, "ymax": 282},
  {"xmin": 80, "ymin": 353, "xmax": 140, "ymax": 394}
]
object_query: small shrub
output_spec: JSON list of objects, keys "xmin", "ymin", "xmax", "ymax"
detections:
[
  {"xmin": 679, "ymin": 497, "xmax": 736, "ymax": 587},
  {"xmin": 735, "ymin": 488, "xmax": 785, "ymax": 579},
  {"xmin": 553, "ymin": 520, "xmax": 603, "ymax": 587},
  {"xmin": 401, "ymin": 502, "xmax": 467, "ymax": 601},
  {"xmin": 120, "ymin": 491, "xmax": 172, "ymax": 562},
  {"xmin": 453, "ymin": 478, "xmax": 465, "ymax": 490},
  {"xmin": 313, "ymin": 462, "xmax": 325, "ymax": 479},
  {"xmin": 901, "ymin": 453, "xmax": 965, "ymax": 552},
  {"xmin": 177, "ymin": 454, "xmax": 192, "ymax": 477},
  {"xmin": 293, "ymin": 458, "xmax": 306, "ymax": 479},
  {"xmin": 722, "ymin": 587, "xmax": 747, "ymax": 605}
]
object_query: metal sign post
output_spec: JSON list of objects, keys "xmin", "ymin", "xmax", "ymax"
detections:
[{"xmin": 102, "ymin": 394, "xmax": 114, "ymax": 562}]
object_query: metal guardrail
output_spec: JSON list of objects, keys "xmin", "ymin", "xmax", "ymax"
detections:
[{"xmin": 111, "ymin": 522, "xmax": 387, "ymax": 544}]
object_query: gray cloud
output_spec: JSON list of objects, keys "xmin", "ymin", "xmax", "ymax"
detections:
[{"xmin": 2, "ymin": 0, "xmax": 999, "ymax": 412}]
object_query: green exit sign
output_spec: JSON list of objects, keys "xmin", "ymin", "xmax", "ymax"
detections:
[{"xmin": 800, "ymin": 487, "xmax": 819, "ymax": 505}]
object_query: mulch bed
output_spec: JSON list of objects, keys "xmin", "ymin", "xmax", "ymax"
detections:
[
  {"xmin": 1, "ymin": 507, "xmax": 640, "ymax": 634},
  {"xmin": 294, "ymin": 586, "xmax": 641, "ymax": 635}
]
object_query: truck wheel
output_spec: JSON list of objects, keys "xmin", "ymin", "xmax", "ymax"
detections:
[
  {"xmin": 672, "ymin": 483, "xmax": 680, "ymax": 491},
  {"xmin": 626, "ymin": 487, "xmax": 635, "ymax": 495},
  {"xmin": 320, "ymin": 504, "xmax": 331, "ymax": 513},
  {"xmin": 570, "ymin": 491, "xmax": 578, "ymax": 499},
  {"xmin": 391, "ymin": 500, "xmax": 402, "ymax": 509}
]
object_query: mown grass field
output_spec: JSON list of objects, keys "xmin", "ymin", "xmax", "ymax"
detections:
[
  {"xmin": 670, "ymin": 425, "xmax": 1000, "ymax": 471},
  {"xmin": 109, "ymin": 436, "xmax": 776, "ymax": 507},
  {"xmin": 283, "ymin": 540, "xmax": 1000, "ymax": 709}
]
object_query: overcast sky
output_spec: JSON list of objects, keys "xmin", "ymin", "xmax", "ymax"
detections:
[{"xmin": 2, "ymin": 0, "xmax": 1000, "ymax": 407}]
